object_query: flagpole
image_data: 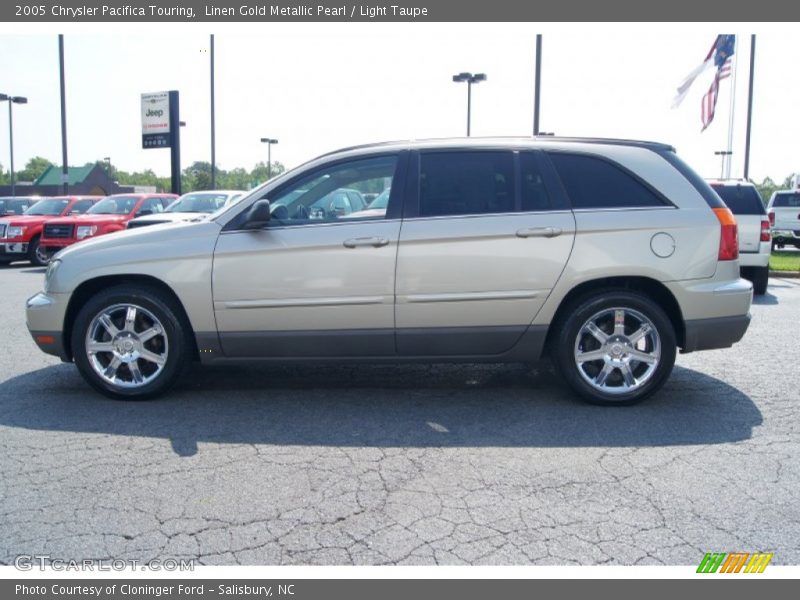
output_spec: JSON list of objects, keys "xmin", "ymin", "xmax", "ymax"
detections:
[
  {"xmin": 724, "ymin": 36, "xmax": 738, "ymax": 179},
  {"xmin": 743, "ymin": 35, "xmax": 756, "ymax": 181}
]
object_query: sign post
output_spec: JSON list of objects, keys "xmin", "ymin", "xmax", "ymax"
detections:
[{"xmin": 141, "ymin": 90, "xmax": 181, "ymax": 195}]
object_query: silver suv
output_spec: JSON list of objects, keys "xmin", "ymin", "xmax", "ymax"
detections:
[{"xmin": 26, "ymin": 138, "xmax": 753, "ymax": 405}]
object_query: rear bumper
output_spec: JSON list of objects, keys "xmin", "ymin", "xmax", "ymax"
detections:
[
  {"xmin": 682, "ymin": 313, "xmax": 751, "ymax": 353},
  {"xmin": 738, "ymin": 247, "xmax": 770, "ymax": 268}
]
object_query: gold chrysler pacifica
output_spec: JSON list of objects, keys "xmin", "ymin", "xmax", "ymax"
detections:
[{"xmin": 26, "ymin": 137, "xmax": 753, "ymax": 405}]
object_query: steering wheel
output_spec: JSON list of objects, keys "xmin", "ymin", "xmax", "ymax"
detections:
[{"xmin": 294, "ymin": 204, "xmax": 310, "ymax": 220}]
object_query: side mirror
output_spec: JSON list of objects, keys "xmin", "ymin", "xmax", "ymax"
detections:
[{"xmin": 242, "ymin": 199, "xmax": 271, "ymax": 229}]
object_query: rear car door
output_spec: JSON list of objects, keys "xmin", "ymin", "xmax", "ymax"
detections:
[
  {"xmin": 394, "ymin": 149, "xmax": 575, "ymax": 356},
  {"xmin": 212, "ymin": 153, "xmax": 405, "ymax": 358}
]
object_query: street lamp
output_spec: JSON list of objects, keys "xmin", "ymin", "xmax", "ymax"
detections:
[
  {"xmin": 0, "ymin": 94, "xmax": 28, "ymax": 197},
  {"xmin": 452, "ymin": 72, "xmax": 486, "ymax": 136},
  {"xmin": 103, "ymin": 156, "xmax": 112, "ymax": 193},
  {"xmin": 260, "ymin": 138, "xmax": 278, "ymax": 179},
  {"xmin": 714, "ymin": 150, "xmax": 733, "ymax": 180}
]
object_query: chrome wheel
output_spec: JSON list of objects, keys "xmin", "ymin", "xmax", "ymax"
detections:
[
  {"xmin": 85, "ymin": 303, "xmax": 168, "ymax": 389},
  {"xmin": 573, "ymin": 307, "xmax": 660, "ymax": 395},
  {"xmin": 34, "ymin": 243, "xmax": 49, "ymax": 265}
]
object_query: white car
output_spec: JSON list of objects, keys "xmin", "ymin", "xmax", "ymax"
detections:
[
  {"xmin": 708, "ymin": 180, "xmax": 770, "ymax": 295},
  {"xmin": 767, "ymin": 190, "xmax": 800, "ymax": 250},
  {"xmin": 126, "ymin": 190, "xmax": 245, "ymax": 229}
]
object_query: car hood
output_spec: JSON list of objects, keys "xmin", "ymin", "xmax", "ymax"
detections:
[
  {"xmin": 0, "ymin": 214, "xmax": 54, "ymax": 226},
  {"xmin": 45, "ymin": 214, "xmax": 130, "ymax": 226}
]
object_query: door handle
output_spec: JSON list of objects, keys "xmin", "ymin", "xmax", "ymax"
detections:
[
  {"xmin": 343, "ymin": 237, "xmax": 390, "ymax": 248},
  {"xmin": 516, "ymin": 226, "xmax": 562, "ymax": 238}
]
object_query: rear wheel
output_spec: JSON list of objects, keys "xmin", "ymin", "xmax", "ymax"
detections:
[
  {"xmin": 751, "ymin": 266, "xmax": 769, "ymax": 296},
  {"xmin": 552, "ymin": 290, "xmax": 677, "ymax": 406},
  {"xmin": 71, "ymin": 285, "xmax": 191, "ymax": 400},
  {"xmin": 27, "ymin": 235, "xmax": 49, "ymax": 267}
]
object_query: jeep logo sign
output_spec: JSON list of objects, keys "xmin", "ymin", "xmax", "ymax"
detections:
[{"xmin": 141, "ymin": 91, "xmax": 170, "ymax": 135}]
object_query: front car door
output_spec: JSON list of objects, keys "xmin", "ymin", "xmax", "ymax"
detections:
[
  {"xmin": 395, "ymin": 148, "xmax": 576, "ymax": 356},
  {"xmin": 212, "ymin": 152, "xmax": 406, "ymax": 358}
]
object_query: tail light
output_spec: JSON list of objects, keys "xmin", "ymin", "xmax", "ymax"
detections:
[
  {"xmin": 713, "ymin": 207, "xmax": 739, "ymax": 261},
  {"xmin": 760, "ymin": 220, "xmax": 771, "ymax": 242},
  {"xmin": 768, "ymin": 211, "xmax": 775, "ymax": 226}
]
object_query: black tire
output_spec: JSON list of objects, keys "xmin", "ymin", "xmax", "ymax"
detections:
[
  {"xmin": 752, "ymin": 266, "xmax": 769, "ymax": 296},
  {"xmin": 71, "ymin": 284, "xmax": 192, "ymax": 400},
  {"xmin": 551, "ymin": 289, "xmax": 677, "ymax": 406},
  {"xmin": 26, "ymin": 235, "xmax": 49, "ymax": 267}
]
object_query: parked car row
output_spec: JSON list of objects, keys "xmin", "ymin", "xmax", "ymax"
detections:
[{"xmin": 0, "ymin": 190, "xmax": 244, "ymax": 266}]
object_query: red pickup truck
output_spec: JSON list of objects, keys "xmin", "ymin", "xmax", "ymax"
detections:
[
  {"xmin": 0, "ymin": 196, "xmax": 101, "ymax": 266},
  {"xmin": 41, "ymin": 193, "xmax": 177, "ymax": 258}
]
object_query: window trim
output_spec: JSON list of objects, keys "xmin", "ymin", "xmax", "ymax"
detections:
[
  {"xmin": 544, "ymin": 150, "xmax": 676, "ymax": 210},
  {"xmin": 223, "ymin": 151, "xmax": 407, "ymax": 232}
]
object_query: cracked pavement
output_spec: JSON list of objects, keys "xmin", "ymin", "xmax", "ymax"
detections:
[{"xmin": 1, "ymin": 263, "xmax": 798, "ymax": 565}]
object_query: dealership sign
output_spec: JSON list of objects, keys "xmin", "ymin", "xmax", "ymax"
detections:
[{"xmin": 141, "ymin": 91, "xmax": 171, "ymax": 148}]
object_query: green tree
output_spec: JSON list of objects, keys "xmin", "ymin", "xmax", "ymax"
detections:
[
  {"xmin": 17, "ymin": 156, "xmax": 54, "ymax": 182},
  {"xmin": 0, "ymin": 164, "xmax": 8, "ymax": 185},
  {"xmin": 182, "ymin": 161, "xmax": 213, "ymax": 192},
  {"xmin": 754, "ymin": 175, "xmax": 794, "ymax": 207}
]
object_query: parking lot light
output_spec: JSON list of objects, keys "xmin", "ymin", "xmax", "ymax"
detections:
[
  {"xmin": 452, "ymin": 72, "xmax": 486, "ymax": 137},
  {"xmin": 260, "ymin": 138, "xmax": 279, "ymax": 179},
  {"xmin": 0, "ymin": 94, "xmax": 29, "ymax": 197}
]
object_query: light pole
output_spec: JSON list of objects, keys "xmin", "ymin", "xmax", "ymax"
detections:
[
  {"xmin": 714, "ymin": 150, "xmax": 732, "ymax": 180},
  {"xmin": 452, "ymin": 72, "xmax": 486, "ymax": 136},
  {"xmin": 260, "ymin": 138, "xmax": 278, "ymax": 179},
  {"xmin": 0, "ymin": 94, "xmax": 28, "ymax": 197},
  {"xmin": 103, "ymin": 156, "xmax": 112, "ymax": 193}
]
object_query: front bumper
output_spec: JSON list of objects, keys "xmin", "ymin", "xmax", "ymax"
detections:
[
  {"xmin": 0, "ymin": 242, "xmax": 29, "ymax": 258},
  {"xmin": 26, "ymin": 291, "xmax": 71, "ymax": 361},
  {"xmin": 40, "ymin": 239, "xmax": 75, "ymax": 250}
]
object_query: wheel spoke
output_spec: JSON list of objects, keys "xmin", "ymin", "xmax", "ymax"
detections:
[
  {"xmin": 628, "ymin": 349, "xmax": 657, "ymax": 365},
  {"xmin": 576, "ymin": 348, "xmax": 606, "ymax": 363},
  {"xmin": 628, "ymin": 323, "xmax": 652, "ymax": 345},
  {"xmin": 98, "ymin": 313, "xmax": 119, "ymax": 337},
  {"xmin": 139, "ymin": 349, "xmax": 166, "ymax": 366},
  {"xmin": 103, "ymin": 356, "xmax": 122, "ymax": 380},
  {"xmin": 124, "ymin": 306, "xmax": 138, "ymax": 333},
  {"xmin": 613, "ymin": 309, "xmax": 626, "ymax": 336},
  {"xmin": 585, "ymin": 322, "xmax": 609, "ymax": 344},
  {"xmin": 138, "ymin": 325, "xmax": 162, "ymax": 343},
  {"xmin": 594, "ymin": 362, "xmax": 615, "ymax": 386},
  {"xmin": 619, "ymin": 363, "xmax": 636, "ymax": 387},
  {"xmin": 128, "ymin": 360, "xmax": 145, "ymax": 384},
  {"xmin": 87, "ymin": 341, "xmax": 113, "ymax": 354}
]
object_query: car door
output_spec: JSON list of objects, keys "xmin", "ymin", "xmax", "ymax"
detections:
[
  {"xmin": 395, "ymin": 149, "xmax": 575, "ymax": 356},
  {"xmin": 212, "ymin": 153, "xmax": 405, "ymax": 358}
]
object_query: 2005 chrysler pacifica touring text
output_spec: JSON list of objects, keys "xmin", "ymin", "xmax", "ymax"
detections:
[{"xmin": 26, "ymin": 137, "xmax": 753, "ymax": 405}]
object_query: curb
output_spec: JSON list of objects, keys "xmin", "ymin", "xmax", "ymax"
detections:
[{"xmin": 770, "ymin": 271, "xmax": 800, "ymax": 279}]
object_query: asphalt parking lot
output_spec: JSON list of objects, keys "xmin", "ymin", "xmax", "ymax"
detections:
[{"xmin": 1, "ymin": 262, "xmax": 798, "ymax": 566}]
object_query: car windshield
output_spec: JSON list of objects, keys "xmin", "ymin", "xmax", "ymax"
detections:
[
  {"xmin": 368, "ymin": 188, "xmax": 391, "ymax": 209},
  {"xmin": 771, "ymin": 193, "xmax": 800, "ymax": 208},
  {"xmin": 0, "ymin": 199, "xmax": 32, "ymax": 215},
  {"xmin": 166, "ymin": 193, "xmax": 230, "ymax": 213},
  {"xmin": 712, "ymin": 185, "xmax": 765, "ymax": 215},
  {"xmin": 20, "ymin": 198, "xmax": 68, "ymax": 216},
  {"xmin": 87, "ymin": 196, "xmax": 138, "ymax": 215}
]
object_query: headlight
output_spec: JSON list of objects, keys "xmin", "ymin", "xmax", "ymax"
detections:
[
  {"xmin": 6, "ymin": 225, "xmax": 26, "ymax": 238},
  {"xmin": 76, "ymin": 225, "xmax": 97, "ymax": 239},
  {"xmin": 44, "ymin": 259, "xmax": 61, "ymax": 293}
]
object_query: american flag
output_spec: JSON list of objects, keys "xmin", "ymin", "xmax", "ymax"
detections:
[{"xmin": 701, "ymin": 35, "xmax": 736, "ymax": 131}]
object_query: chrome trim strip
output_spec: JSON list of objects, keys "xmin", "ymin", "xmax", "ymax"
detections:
[
  {"xmin": 220, "ymin": 296, "xmax": 387, "ymax": 309},
  {"xmin": 404, "ymin": 289, "xmax": 542, "ymax": 303}
]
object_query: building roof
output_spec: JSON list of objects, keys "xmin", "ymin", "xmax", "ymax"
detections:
[{"xmin": 34, "ymin": 165, "xmax": 96, "ymax": 186}]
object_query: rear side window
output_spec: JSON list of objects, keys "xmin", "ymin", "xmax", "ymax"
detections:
[
  {"xmin": 520, "ymin": 152, "xmax": 552, "ymax": 211},
  {"xmin": 711, "ymin": 185, "xmax": 765, "ymax": 215},
  {"xmin": 548, "ymin": 152, "xmax": 666, "ymax": 209},
  {"xmin": 419, "ymin": 151, "xmax": 514, "ymax": 217},
  {"xmin": 69, "ymin": 199, "xmax": 94, "ymax": 214},
  {"xmin": 772, "ymin": 193, "xmax": 800, "ymax": 208}
]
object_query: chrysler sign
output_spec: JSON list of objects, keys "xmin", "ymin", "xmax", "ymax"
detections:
[{"xmin": 141, "ymin": 91, "xmax": 171, "ymax": 148}]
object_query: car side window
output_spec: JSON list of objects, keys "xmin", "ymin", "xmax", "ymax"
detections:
[
  {"xmin": 267, "ymin": 155, "xmax": 398, "ymax": 226},
  {"xmin": 418, "ymin": 151, "xmax": 514, "ymax": 217},
  {"xmin": 136, "ymin": 198, "xmax": 164, "ymax": 216},
  {"xmin": 547, "ymin": 152, "xmax": 666, "ymax": 209},
  {"xmin": 519, "ymin": 152, "xmax": 552, "ymax": 211}
]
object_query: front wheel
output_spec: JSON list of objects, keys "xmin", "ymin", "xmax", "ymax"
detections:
[
  {"xmin": 552, "ymin": 290, "xmax": 677, "ymax": 406},
  {"xmin": 71, "ymin": 285, "xmax": 191, "ymax": 400},
  {"xmin": 27, "ymin": 236, "xmax": 49, "ymax": 267}
]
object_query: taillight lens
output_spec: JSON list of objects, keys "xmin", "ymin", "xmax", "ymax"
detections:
[
  {"xmin": 713, "ymin": 207, "xmax": 739, "ymax": 261},
  {"xmin": 768, "ymin": 211, "xmax": 775, "ymax": 226},
  {"xmin": 760, "ymin": 220, "xmax": 771, "ymax": 242}
]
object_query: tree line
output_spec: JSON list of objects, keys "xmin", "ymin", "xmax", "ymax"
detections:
[{"xmin": 0, "ymin": 157, "xmax": 286, "ymax": 193}]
